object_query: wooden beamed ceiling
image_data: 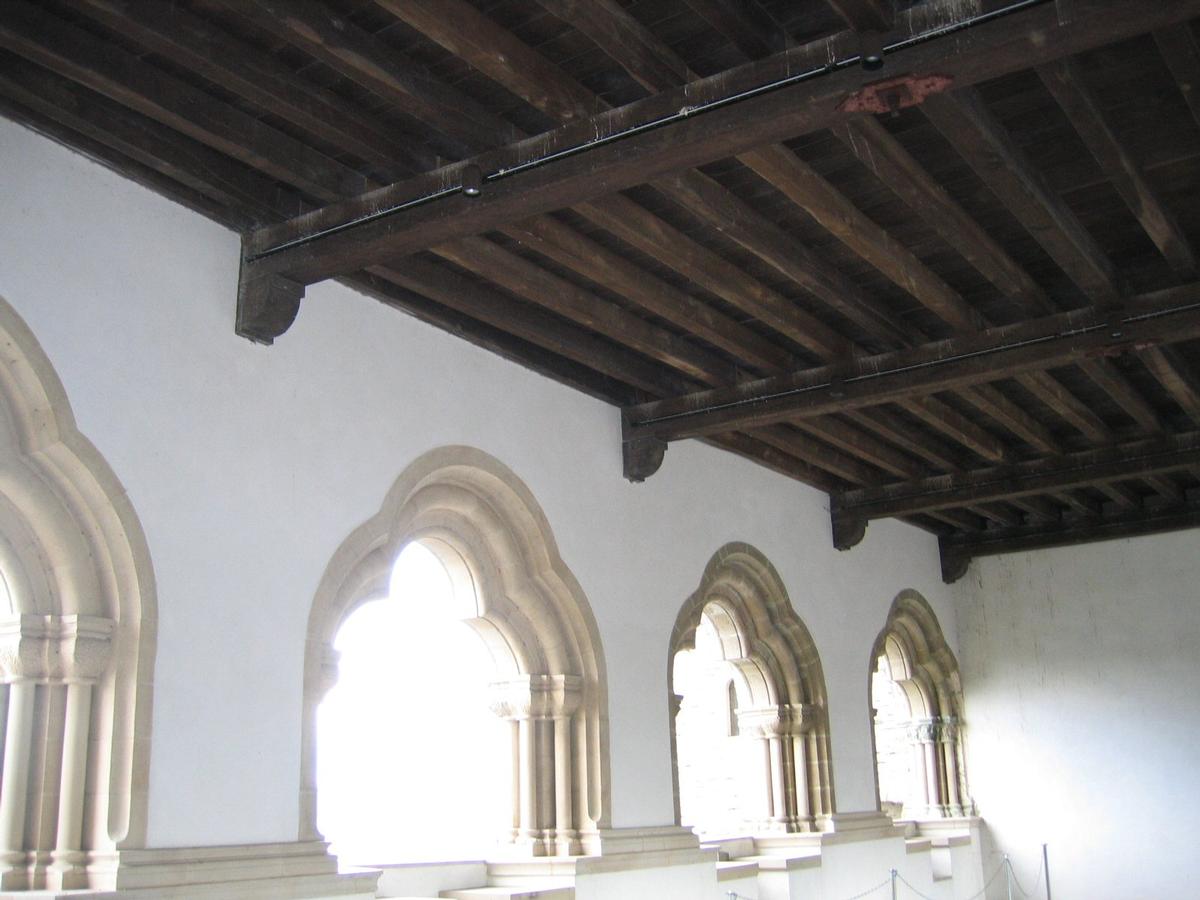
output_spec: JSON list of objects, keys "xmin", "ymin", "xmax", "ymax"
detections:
[{"xmin": 3, "ymin": 0, "xmax": 1200, "ymax": 580}]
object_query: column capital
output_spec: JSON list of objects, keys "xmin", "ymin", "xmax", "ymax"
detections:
[
  {"xmin": 736, "ymin": 703, "xmax": 818, "ymax": 738},
  {"xmin": 0, "ymin": 615, "xmax": 114, "ymax": 684},
  {"xmin": 489, "ymin": 673, "xmax": 582, "ymax": 720}
]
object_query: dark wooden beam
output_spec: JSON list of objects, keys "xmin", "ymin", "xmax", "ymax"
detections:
[
  {"xmin": 659, "ymin": 168, "xmax": 909, "ymax": 345},
  {"xmin": 0, "ymin": 0, "xmax": 360, "ymax": 202},
  {"xmin": 736, "ymin": 142, "xmax": 987, "ymax": 333},
  {"xmin": 833, "ymin": 115, "xmax": 1056, "ymax": 316},
  {"xmin": 922, "ymin": 87, "xmax": 1121, "ymax": 304},
  {"xmin": 0, "ymin": 53, "xmax": 284, "ymax": 222},
  {"xmin": 939, "ymin": 498, "xmax": 1200, "ymax": 582},
  {"xmin": 500, "ymin": 216, "xmax": 793, "ymax": 372},
  {"xmin": 1018, "ymin": 371, "xmax": 1112, "ymax": 442},
  {"xmin": 1077, "ymin": 358, "xmax": 1164, "ymax": 434},
  {"xmin": 1038, "ymin": 56, "xmax": 1197, "ymax": 279},
  {"xmin": 827, "ymin": 0, "xmax": 894, "ymax": 32},
  {"xmin": 432, "ymin": 237, "xmax": 733, "ymax": 385},
  {"xmin": 1141, "ymin": 346, "xmax": 1200, "ymax": 425},
  {"xmin": 242, "ymin": 0, "xmax": 1200, "ymax": 289},
  {"xmin": 957, "ymin": 384, "xmax": 1063, "ymax": 455},
  {"xmin": 376, "ymin": 0, "xmax": 604, "ymax": 123},
  {"xmin": 836, "ymin": 431, "xmax": 1200, "ymax": 523},
  {"xmin": 577, "ymin": 193, "xmax": 847, "ymax": 360},
  {"xmin": 73, "ymin": 0, "xmax": 431, "ymax": 176},
  {"xmin": 683, "ymin": 0, "xmax": 791, "ymax": 58},
  {"xmin": 235, "ymin": 0, "xmax": 515, "ymax": 154},
  {"xmin": 899, "ymin": 397, "xmax": 1006, "ymax": 463},
  {"xmin": 623, "ymin": 285, "xmax": 1200, "ymax": 443},
  {"xmin": 1155, "ymin": 25, "xmax": 1200, "ymax": 132},
  {"xmin": 534, "ymin": 0, "xmax": 691, "ymax": 93}
]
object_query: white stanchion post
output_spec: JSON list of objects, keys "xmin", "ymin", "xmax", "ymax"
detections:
[
  {"xmin": 1043, "ymin": 843, "xmax": 1052, "ymax": 900},
  {"xmin": 1005, "ymin": 854, "xmax": 1013, "ymax": 900},
  {"xmin": 891, "ymin": 867, "xmax": 898, "ymax": 900}
]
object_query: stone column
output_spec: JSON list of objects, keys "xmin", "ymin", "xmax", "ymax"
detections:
[
  {"xmin": 911, "ymin": 718, "xmax": 944, "ymax": 818},
  {"xmin": 300, "ymin": 645, "xmax": 340, "ymax": 843},
  {"xmin": 737, "ymin": 705, "xmax": 813, "ymax": 833},
  {"xmin": 490, "ymin": 674, "xmax": 582, "ymax": 857},
  {"xmin": 0, "ymin": 614, "xmax": 114, "ymax": 890},
  {"xmin": 938, "ymin": 718, "xmax": 963, "ymax": 817}
]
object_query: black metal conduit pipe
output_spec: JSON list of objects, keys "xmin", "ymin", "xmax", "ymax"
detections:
[{"xmin": 249, "ymin": 0, "xmax": 1051, "ymax": 262}]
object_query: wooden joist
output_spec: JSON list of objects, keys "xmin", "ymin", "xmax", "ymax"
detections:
[
  {"xmin": 239, "ymin": 0, "xmax": 1200, "ymax": 295},
  {"xmin": 836, "ymin": 430, "xmax": 1200, "ymax": 537},
  {"xmin": 622, "ymin": 285, "xmax": 1200, "ymax": 448}
]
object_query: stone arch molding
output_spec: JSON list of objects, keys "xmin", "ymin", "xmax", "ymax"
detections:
[
  {"xmin": 668, "ymin": 542, "xmax": 835, "ymax": 833},
  {"xmin": 303, "ymin": 446, "xmax": 611, "ymax": 857},
  {"xmin": 0, "ymin": 295, "xmax": 157, "ymax": 890},
  {"xmin": 869, "ymin": 590, "xmax": 971, "ymax": 819}
]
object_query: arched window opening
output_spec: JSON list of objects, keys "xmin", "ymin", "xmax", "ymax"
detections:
[
  {"xmin": 869, "ymin": 591, "xmax": 972, "ymax": 821},
  {"xmin": 304, "ymin": 447, "xmax": 610, "ymax": 862},
  {"xmin": 672, "ymin": 611, "xmax": 766, "ymax": 837},
  {"xmin": 669, "ymin": 544, "xmax": 834, "ymax": 837},
  {"xmin": 0, "ymin": 296, "xmax": 155, "ymax": 891},
  {"xmin": 317, "ymin": 541, "xmax": 508, "ymax": 865},
  {"xmin": 871, "ymin": 643, "xmax": 918, "ymax": 820}
]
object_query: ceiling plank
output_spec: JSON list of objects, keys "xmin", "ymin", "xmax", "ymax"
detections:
[
  {"xmin": 1038, "ymin": 56, "xmax": 1197, "ymax": 279},
  {"xmin": 235, "ymin": 0, "xmax": 514, "ymax": 154},
  {"xmin": 577, "ymin": 194, "xmax": 848, "ymax": 360},
  {"xmin": 1076, "ymin": 358, "xmax": 1165, "ymax": 434},
  {"xmin": 73, "ymin": 0, "xmax": 431, "ymax": 176},
  {"xmin": 376, "ymin": 0, "xmax": 604, "ymax": 123},
  {"xmin": 659, "ymin": 168, "xmax": 909, "ymax": 344},
  {"xmin": 827, "ymin": 0, "xmax": 894, "ymax": 32},
  {"xmin": 1155, "ymin": 25, "xmax": 1200, "ymax": 131},
  {"xmin": 500, "ymin": 216, "xmax": 794, "ymax": 372},
  {"xmin": 432, "ymin": 236, "xmax": 734, "ymax": 384},
  {"xmin": 683, "ymin": 0, "xmax": 791, "ymax": 58},
  {"xmin": 899, "ymin": 396, "xmax": 1006, "ymax": 463},
  {"xmin": 834, "ymin": 115, "xmax": 1056, "ymax": 316},
  {"xmin": 241, "ymin": 0, "xmax": 1200, "ymax": 288},
  {"xmin": 1141, "ymin": 345, "xmax": 1200, "ymax": 425},
  {"xmin": 837, "ymin": 431, "xmax": 1200, "ymax": 521},
  {"xmin": 922, "ymin": 87, "xmax": 1121, "ymax": 304},
  {"xmin": 623, "ymin": 286, "xmax": 1200, "ymax": 443},
  {"xmin": 0, "ymin": 53, "xmax": 284, "ymax": 221},
  {"xmin": 737, "ymin": 142, "xmax": 983, "ymax": 333},
  {"xmin": 956, "ymin": 384, "xmax": 1063, "ymax": 455},
  {"xmin": 0, "ymin": 0, "xmax": 360, "ymax": 201},
  {"xmin": 939, "ymin": 499, "xmax": 1200, "ymax": 580}
]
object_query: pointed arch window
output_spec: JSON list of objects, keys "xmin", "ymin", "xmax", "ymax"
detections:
[
  {"xmin": 869, "ymin": 591, "xmax": 971, "ymax": 821},
  {"xmin": 669, "ymin": 543, "xmax": 834, "ymax": 838},
  {"xmin": 304, "ymin": 447, "xmax": 610, "ymax": 861}
]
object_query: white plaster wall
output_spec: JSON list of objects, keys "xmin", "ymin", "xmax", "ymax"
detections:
[
  {"xmin": 953, "ymin": 533, "xmax": 1200, "ymax": 899},
  {"xmin": 0, "ymin": 118, "xmax": 959, "ymax": 847}
]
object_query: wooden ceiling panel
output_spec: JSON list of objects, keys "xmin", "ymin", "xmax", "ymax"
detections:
[{"xmin": 4, "ymin": 0, "xmax": 1200, "ymax": 579}]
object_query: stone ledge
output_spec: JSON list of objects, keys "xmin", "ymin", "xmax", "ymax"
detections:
[{"xmin": 0, "ymin": 841, "xmax": 380, "ymax": 899}]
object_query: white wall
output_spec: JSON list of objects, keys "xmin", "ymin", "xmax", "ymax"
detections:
[
  {"xmin": 0, "ymin": 117, "xmax": 960, "ymax": 848},
  {"xmin": 953, "ymin": 533, "xmax": 1200, "ymax": 899}
]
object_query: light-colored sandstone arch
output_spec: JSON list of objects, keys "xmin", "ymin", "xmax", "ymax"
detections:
[
  {"xmin": 302, "ymin": 446, "xmax": 610, "ymax": 856},
  {"xmin": 668, "ymin": 543, "xmax": 834, "ymax": 833},
  {"xmin": 868, "ymin": 590, "xmax": 970, "ymax": 819},
  {"xmin": 0, "ymin": 295, "xmax": 157, "ymax": 889}
]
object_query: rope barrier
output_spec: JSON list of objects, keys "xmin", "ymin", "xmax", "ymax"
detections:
[{"xmin": 726, "ymin": 845, "xmax": 1048, "ymax": 900}]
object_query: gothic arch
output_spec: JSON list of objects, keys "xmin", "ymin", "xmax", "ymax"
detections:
[
  {"xmin": 303, "ymin": 446, "xmax": 610, "ymax": 856},
  {"xmin": 668, "ymin": 542, "xmax": 834, "ymax": 833},
  {"xmin": 0, "ymin": 295, "xmax": 157, "ymax": 889},
  {"xmin": 868, "ymin": 590, "xmax": 970, "ymax": 819}
]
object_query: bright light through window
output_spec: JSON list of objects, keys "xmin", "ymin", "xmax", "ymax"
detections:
[{"xmin": 317, "ymin": 541, "xmax": 509, "ymax": 866}]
